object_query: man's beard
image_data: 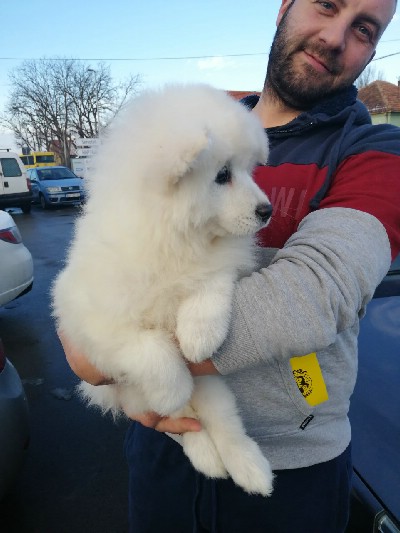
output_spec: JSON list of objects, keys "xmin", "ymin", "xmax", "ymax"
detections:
[{"xmin": 265, "ymin": 6, "xmax": 363, "ymax": 110}]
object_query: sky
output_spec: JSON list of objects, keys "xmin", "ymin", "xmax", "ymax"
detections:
[{"xmin": 0, "ymin": 0, "xmax": 399, "ymax": 150}]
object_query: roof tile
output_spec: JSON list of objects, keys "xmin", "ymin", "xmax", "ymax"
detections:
[{"xmin": 358, "ymin": 80, "xmax": 400, "ymax": 113}]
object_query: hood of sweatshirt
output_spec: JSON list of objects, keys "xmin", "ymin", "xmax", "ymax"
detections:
[{"xmin": 241, "ymin": 85, "xmax": 374, "ymax": 209}]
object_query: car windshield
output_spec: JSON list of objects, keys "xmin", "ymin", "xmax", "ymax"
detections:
[
  {"xmin": 36, "ymin": 154, "xmax": 55, "ymax": 163},
  {"xmin": 37, "ymin": 168, "xmax": 77, "ymax": 181}
]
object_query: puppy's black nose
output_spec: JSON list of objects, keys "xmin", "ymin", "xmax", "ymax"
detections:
[{"xmin": 256, "ymin": 203, "xmax": 273, "ymax": 223}]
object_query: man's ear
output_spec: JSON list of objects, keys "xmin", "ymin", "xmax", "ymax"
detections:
[{"xmin": 277, "ymin": 0, "xmax": 294, "ymax": 27}]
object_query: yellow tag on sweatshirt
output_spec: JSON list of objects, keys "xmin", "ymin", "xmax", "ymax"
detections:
[{"xmin": 290, "ymin": 353, "xmax": 329, "ymax": 406}]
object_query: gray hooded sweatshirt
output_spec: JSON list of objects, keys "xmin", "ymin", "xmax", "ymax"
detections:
[{"xmin": 212, "ymin": 87, "xmax": 400, "ymax": 469}]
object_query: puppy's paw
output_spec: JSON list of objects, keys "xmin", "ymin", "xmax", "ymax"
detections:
[
  {"xmin": 182, "ymin": 430, "xmax": 228, "ymax": 479},
  {"xmin": 221, "ymin": 438, "xmax": 274, "ymax": 497},
  {"xmin": 177, "ymin": 318, "xmax": 228, "ymax": 363},
  {"xmin": 176, "ymin": 292, "xmax": 231, "ymax": 362}
]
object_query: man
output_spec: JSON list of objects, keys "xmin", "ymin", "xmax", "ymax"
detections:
[{"xmin": 62, "ymin": 0, "xmax": 400, "ymax": 531}]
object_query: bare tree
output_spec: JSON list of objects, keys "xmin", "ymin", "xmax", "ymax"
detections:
[
  {"xmin": 0, "ymin": 58, "xmax": 141, "ymax": 166},
  {"xmin": 355, "ymin": 64, "xmax": 386, "ymax": 89}
]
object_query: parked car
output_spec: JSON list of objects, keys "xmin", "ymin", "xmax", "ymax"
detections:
[
  {"xmin": 0, "ymin": 336, "xmax": 30, "ymax": 500},
  {"xmin": 27, "ymin": 166, "xmax": 85, "ymax": 209},
  {"xmin": 0, "ymin": 149, "xmax": 32, "ymax": 214},
  {"xmin": 347, "ymin": 253, "xmax": 400, "ymax": 532},
  {"xmin": 0, "ymin": 210, "xmax": 33, "ymax": 307}
]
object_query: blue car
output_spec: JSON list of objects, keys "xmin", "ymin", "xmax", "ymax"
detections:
[
  {"xmin": 347, "ymin": 253, "xmax": 400, "ymax": 532},
  {"xmin": 27, "ymin": 166, "xmax": 85, "ymax": 209}
]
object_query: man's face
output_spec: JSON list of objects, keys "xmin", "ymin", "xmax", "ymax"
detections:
[{"xmin": 266, "ymin": 0, "xmax": 396, "ymax": 109}]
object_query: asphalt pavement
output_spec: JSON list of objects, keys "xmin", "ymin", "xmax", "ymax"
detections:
[{"xmin": 0, "ymin": 205, "xmax": 130, "ymax": 533}]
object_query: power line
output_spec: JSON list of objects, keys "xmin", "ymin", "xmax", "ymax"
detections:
[
  {"xmin": 0, "ymin": 53, "xmax": 268, "ymax": 62},
  {"xmin": 373, "ymin": 50, "xmax": 400, "ymax": 60},
  {"xmin": 0, "ymin": 48, "xmax": 398, "ymax": 64},
  {"xmin": 0, "ymin": 40, "xmax": 399, "ymax": 64}
]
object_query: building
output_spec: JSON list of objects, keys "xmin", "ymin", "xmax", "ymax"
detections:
[
  {"xmin": 358, "ymin": 80, "xmax": 400, "ymax": 126},
  {"xmin": 228, "ymin": 90, "xmax": 261, "ymax": 101}
]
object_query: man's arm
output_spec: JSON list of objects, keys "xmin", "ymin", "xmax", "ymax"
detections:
[
  {"xmin": 212, "ymin": 207, "xmax": 394, "ymax": 375},
  {"xmin": 58, "ymin": 330, "xmax": 112, "ymax": 385}
]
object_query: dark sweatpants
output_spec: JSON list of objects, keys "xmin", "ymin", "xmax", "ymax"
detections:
[{"xmin": 124, "ymin": 422, "xmax": 352, "ymax": 533}]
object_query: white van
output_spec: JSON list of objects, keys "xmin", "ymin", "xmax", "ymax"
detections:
[{"xmin": 0, "ymin": 150, "xmax": 33, "ymax": 214}]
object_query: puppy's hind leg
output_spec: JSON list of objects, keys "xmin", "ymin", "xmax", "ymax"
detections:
[
  {"xmin": 102, "ymin": 329, "xmax": 194, "ymax": 416},
  {"xmin": 78, "ymin": 381, "xmax": 120, "ymax": 417},
  {"xmin": 177, "ymin": 404, "xmax": 228, "ymax": 479},
  {"xmin": 191, "ymin": 376, "xmax": 274, "ymax": 496}
]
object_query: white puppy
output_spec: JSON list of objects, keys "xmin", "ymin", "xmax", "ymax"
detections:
[{"xmin": 52, "ymin": 84, "xmax": 274, "ymax": 496}]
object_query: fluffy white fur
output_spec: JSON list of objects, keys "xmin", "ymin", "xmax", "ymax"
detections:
[{"xmin": 52, "ymin": 84, "xmax": 274, "ymax": 496}]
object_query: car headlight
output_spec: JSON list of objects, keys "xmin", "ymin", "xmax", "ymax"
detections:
[{"xmin": 45, "ymin": 186, "xmax": 62, "ymax": 193}]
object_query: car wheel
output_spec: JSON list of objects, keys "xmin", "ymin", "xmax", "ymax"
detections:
[
  {"xmin": 21, "ymin": 204, "xmax": 31, "ymax": 214},
  {"xmin": 39, "ymin": 194, "xmax": 48, "ymax": 209}
]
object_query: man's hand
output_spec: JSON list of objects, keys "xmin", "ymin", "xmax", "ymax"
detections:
[
  {"xmin": 132, "ymin": 360, "xmax": 219, "ymax": 433},
  {"xmin": 58, "ymin": 330, "xmax": 219, "ymax": 433},
  {"xmin": 187, "ymin": 359, "xmax": 219, "ymax": 376},
  {"xmin": 135, "ymin": 411, "xmax": 202, "ymax": 433}
]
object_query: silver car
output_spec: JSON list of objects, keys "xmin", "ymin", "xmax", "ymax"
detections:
[
  {"xmin": 0, "ymin": 336, "xmax": 29, "ymax": 499},
  {"xmin": 0, "ymin": 209, "xmax": 33, "ymax": 307}
]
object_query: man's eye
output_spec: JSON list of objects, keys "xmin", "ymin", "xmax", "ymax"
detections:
[
  {"xmin": 355, "ymin": 24, "xmax": 373, "ymax": 41},
  {"xmin": 315, "ymin": 1, "xmax": 338, "ymax": 15},
  {"xmin": 215, "ymin": 166, "xmax": 232, "ymax": 185},
  {"xmin": 317, "ymin": 1, "xmax": 335, "ymax": 11}
]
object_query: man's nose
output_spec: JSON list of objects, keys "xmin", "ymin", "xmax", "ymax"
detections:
[{"xmin": 318, "ymin": 20, "xmax": 347, "ymax": 52}]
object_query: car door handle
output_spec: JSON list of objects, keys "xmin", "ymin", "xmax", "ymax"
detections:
[{"xmin": 4, "ymin": 181, "xmax": 9, "ymax": 187}]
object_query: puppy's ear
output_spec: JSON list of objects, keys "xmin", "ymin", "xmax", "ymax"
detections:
[{"xmin": 166, "ymin": 129, "xmax": 210, "ymax": 185}]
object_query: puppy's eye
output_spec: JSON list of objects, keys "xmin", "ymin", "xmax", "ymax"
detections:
[{"xmin": 215, "ymin": 166, "xmax": 232, "ymax": 185}]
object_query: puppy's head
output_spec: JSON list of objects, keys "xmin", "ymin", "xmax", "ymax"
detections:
[
  {"xmin": 195, "ymin": 159, "xmax": 273, "ymax": 238},
  {"xmin": 95, "ymin": 84, "xmax": 272, "ymax": 237},
  {"xmin": 153, "ymin": 84, "xmax": 272, "ymax": 237}
]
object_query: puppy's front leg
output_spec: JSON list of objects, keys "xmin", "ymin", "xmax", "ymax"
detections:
[{"xmin": 176, "ymin": 274, "xmax": 235, "ymax": 363}]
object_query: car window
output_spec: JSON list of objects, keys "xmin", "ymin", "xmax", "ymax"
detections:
[
  {"xmin": 20, "ymin": 155, "xmax": 34, "ymax": 166},
  {"xmin": 37, "ymin": 168, "xmax": 76, "ymax": 180},
  {"xmin": 0, "ymin": 157, "xmax": 22, "ymax": 177}
]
